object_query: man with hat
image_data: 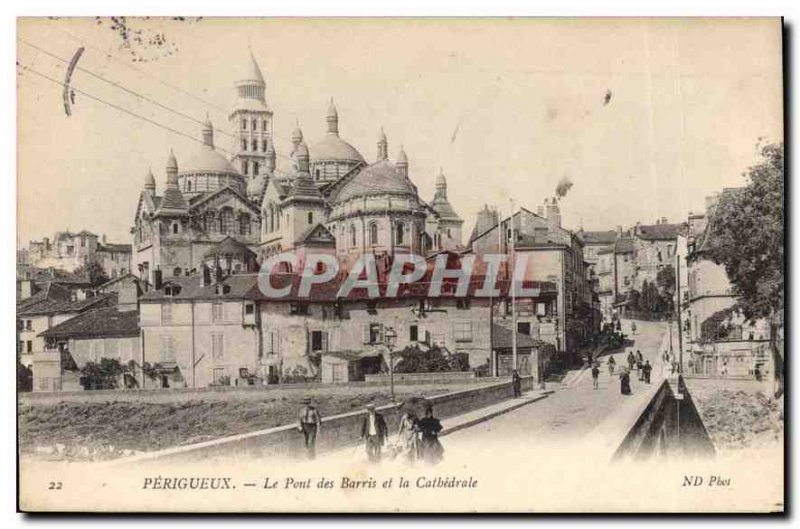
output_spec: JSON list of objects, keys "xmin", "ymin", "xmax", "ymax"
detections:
[
  {"xmin": 360, "ymin": 403, "xmax": 388, "ymax": 463},
  {"xmin": 298, "ymin": 397, "xmax": 322, "ymax": 459}
]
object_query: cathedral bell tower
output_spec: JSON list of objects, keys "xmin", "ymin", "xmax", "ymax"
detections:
[{"xmin": 230, "ymin": 50, "xmax": 273, "ymax": 183}]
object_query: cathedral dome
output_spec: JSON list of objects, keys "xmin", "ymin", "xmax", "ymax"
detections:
[
  {"xmin": 334, "ymin": 160, "xmax": 417, "ymax": 204},
  {"xmin": 179, "ymin": 144, "xmax": 239, "ymax": 176},
  {"xmin": 309, "ymin": 134, "xmax": 365, "ymax": 164}
]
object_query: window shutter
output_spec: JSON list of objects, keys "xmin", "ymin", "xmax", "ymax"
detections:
[
  {"xmin": 378, "ymin": 324, "xmax": 385, "ymax": 344},
  {"xmin": 363, "ymin": 324, "xmax": 371, "ymax": 344},
  {"xmin": 322, "ymin": 331, "xmax": 329, "ymax": 352}
]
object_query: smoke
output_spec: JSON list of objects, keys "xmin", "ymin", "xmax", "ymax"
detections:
[{"xmin": 555, "ymin": 176, "xmax": 574, "ymax": 199}]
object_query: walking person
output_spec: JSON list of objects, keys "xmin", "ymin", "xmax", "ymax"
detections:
[
  {"xmin": 511, "ymin": 369, "xmax": 522, "ymax": 398},
  {"xmin": 397, "ymin": 410, "xmax": 419, "ymax": 462},
  {"xmin": 417, "ymin": 404, "xmax": 444, "ymax": 465},
  {"xmin": 360, "ymin": 403, "xmax": 388, "ymax": 463},
  {"xmin": 627, "ymin": 350, "xmax": 636, "ymax": 372},
  {"xmin": 643, "ymin": 360, "xmax": 652, "ymax": 384},
  {"xmin": 631, "ymin": 321, "xmax": 637, "ymax": 335},
  {"xmin": 591, "ymin": 363, "xmax": 600, "ymax": 390},
  {"xmin": 608, "ymin": 356, "xmax": 616, "ymax": 376},
  {"xmin": 619, "ymin": 368, "xmax": 632, "ymax": 395},
  {"xmin": 297, "ymin": 397, "xmax": 322, "ymax": 459}
]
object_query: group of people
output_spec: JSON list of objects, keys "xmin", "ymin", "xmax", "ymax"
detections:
[{"xmin": 297, "ymin": 398, "xmax": 445, "ymax": 465}]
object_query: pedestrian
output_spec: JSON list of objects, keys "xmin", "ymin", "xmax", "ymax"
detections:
[
  {"xmin": 397, "ymin": 410, "xmax": 419, "ymax": 462},
  {"xmin": 631, "ymin": 321, "xmax": 637, "ymax": 335},
  {"xmin": 511, "ymin": 369, "xmax": 522, "ymax": 398},
  {"xmin": 620, "ymin": 368, "xmax": 632, "ymax": 395},
  {"xmin": 591, "ymin": 363, "xmax": 600, "ymax": 390},
  {"xmin": 755, "ymin": 364, "xmax": 763, "ymax": 382},
  {"xmin": 627, "ymin": 350, "xmax": 636, "ymax": 372},
  {"xmin": 297, "ymin": 397, "xmax": 322, "ymax": 459},
  {"xmin": 417, "ymin": 404, "xmax": 444, "ymax": 465},
  {"xmin": 360, "ymin": 403, "xmax": 388, "ymax": 463},
  {"xmin": 608, "ymin": 356, "xmax": 616, "ymax": 376},
  {"xmin": 643, "ymin": 360, "xmax": 652, "ymax": 384}
]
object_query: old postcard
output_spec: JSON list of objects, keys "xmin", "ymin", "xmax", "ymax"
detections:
[{"xmin": 16, "ymin": 17, "xmax": 784, "ymax": 513}]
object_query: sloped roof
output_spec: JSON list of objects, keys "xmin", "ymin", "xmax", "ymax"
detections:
[
  {"xmin": 491, "ymin": 323, "xmax": 553, "ymax": 350},
  {"xmin": 39, "ymin": 306, "xmax": 139, "ymax": 339},
  {"xmin": 97, "ymin": 243, "xmax": 132, "ymax": 253},
  {"xmin": 140, "ymin": 274, "xmax": 259, "ymax": 302},
  {"xmin": 18, "ymin": 292, "xmax": 115, "ymax": 317},
  {"xmin": 580, "ymin": 230, "xmax": 617, "ymax": 245},
  {"xmin": 310, "ymin": 133, "xmax": 365, "ymax": 164},
  {"xmin": 635, "ymin": 223, "xmax": 686, "ymax": 241},
  {"xmin": 203, "ymin": 236, "xmax": 257, "ymax": 259},
  {"xmin": 614, "ymin": 237, "xmax": 634, "ymax": 254}
]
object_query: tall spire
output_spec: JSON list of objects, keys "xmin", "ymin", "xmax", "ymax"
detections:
[
  {"xmin": 202, "ymin": 114, "xmax": 214, "ymax": 147},
  {"xmin": 144, "ymin": 167, "xmax": 156, "ymax": 192},
  {"xmin": 265, "ymin": 138, "xmax": 276, "ymax": 172},
  {"xmin": 158, "ymin": 149, "xmax": 188, "ymax": 214},
  {"xmin": 396, "ymin": 145, "xmax": 408, "ymax": 178},
  {"xmin": 376, "ymin": 127, "xmax": 388, "ymax": 162},
  {"xmin": 292, "ymin": 120, "xmax": 303, "ymax": 151},
  {"xmin": 435, "ymin": 167, "xmax": 447, "ymax": 199},
  {"xmin": 326, "ymin": 98, "xmax": 339, "ymax": 135}
]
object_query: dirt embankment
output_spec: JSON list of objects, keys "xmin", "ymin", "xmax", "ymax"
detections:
[
  {"xmin": 19, "ymin": 384, "xmax": 465, "ymax": 461},
  {"xmin": 686, "ymin": 378, "xmax": 783, "ymax": 452}
]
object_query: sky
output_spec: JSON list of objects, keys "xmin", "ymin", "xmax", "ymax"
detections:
[{"xmin": 16, "ymin": 17, "xmax": 783, "ymax": 247}]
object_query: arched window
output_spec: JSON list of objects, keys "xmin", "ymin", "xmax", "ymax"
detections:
[
  {"xmin": 395, "ymin": 222, "xmax": 405, "ymax": 245},
  {"xmin": 350, "ymin": 225, "xmax": 357, "ymax": 247},
  {"xmin": 315, "ymin": 169, "xmax": 321, "ymax": 180},
  {"xmin": 253, "ymin": 162, "xmax": 259, "ymax": 175},
  {"xmin": 240, "ymin": 213, "xmax": 251, "ymax": 236},
  {"xmin": 252, "ymin": 119, "xmax": 257, "ymax": 130},
  {"xmin": 206, "ymin": 211, "xmax": 217, "ymax": 233},
  {"xmin": 220, "ymin": 209, "xmax": 234, "ymax": 234},
  {"xmin": 173, "ymin": 267, "xmax": 182, "ymax": 277},
  {"xmin": 262, "ymin": 120, "xmax": 268, "ymax": 131},
  {"xmin": 251, "ymin": 139, "xmax": 257, "ymax": 151},
  {"xmin": 446, "ymin": 228, "xmax": 452, "ymax": 238},
  {"xmin": 186, "ymin": 179, "xmax": 192, "ymax": 192},
  {"xmin": 369, "ymin": 223, "xmax": 379, "ymax": 246},
  {"xmin": 262, "ymin": 139, "xmax": 267, "ymax": 152},
  {"xmin": 172, "ymin": 222, "xmax": 179, "ymax": 234},
  {"xmin": 242, "ymin": 119, "xmax": 247, "ymax": 130},
  {"xmin": 308, "ymin": 212, "xmax": 314, "ymax": 225},
  {"xmin": 242, "ymin": 139, "xmax": 247, "ymax": 151}
]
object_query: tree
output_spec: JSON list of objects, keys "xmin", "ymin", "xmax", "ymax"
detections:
[
  {"xmin": 656, "ymin": 264, "xmax": 676, "ymax": 314},
  {"xmin": 74, "ymin": 261, "xmax": 109, "ymax": 287},
  {"xmin": 706, "ymin": 141, "xmax": 784, "ymax": 396},
  {"xmin": 81, "ymin": 357, "xmax": 125, "ymax": 389},
  {"xmin": 394, "ymin": 345, "xmax": 465, "ymax": 374}
]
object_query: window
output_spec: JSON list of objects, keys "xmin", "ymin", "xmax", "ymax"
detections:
[
  {"xmin": 172, "ymin": 223, "xmax": 179, "ymax": 234},
  {"xmin": 252, "ymin": 119, "xmax": 257, "ymax": 130},
  {"xmin": 81, "ymin": 237, "xmax": 86, "ymax": 247},
  {"xmin": 212, "ymin": 333, "xmax": 224, "ymax": 360},
  {"xmin": 453, "ymin": 321, "xmax": 473, "ymax": 342},
  {"xmin": 240, "ymin": 213, "xmax": 251, "ymax": 236},
  {"xmin": 350, "ymin": 225, "xmax": 357, "ymax": 247},
  {"xmin": 308, "ymin": 212, "xmax": 314, "ymax": 225},
  {"xmin": 290, "ymin": 303, "xmax": 310, "ymax": 316},
  {"xmin": 456, "ymin": 299, "xmax": 471, "ymax": 310},
  {"xmin": 187, "ymin": 180, "xmax": 192, "ymax": 192},
  {"xmin": 26, "ymin": 341, "xmax": 32, "ymax": 353},
  {"xmin": 517, "ymin": 322, "xmax": 531, "ymax": 335},
  {"xmin": 161, "ymin": 304, "xmax": 173, "ymax": 325},
  {"xmin": 242, "ymin": 119, "xmax": 247, "ymax": 130},
  {"xmin": 242, "ymin": 160, "xmax": 248, "ymax": 175},
  {"xmin": 311, "ymin": 330, "xmax": 328, "ymax": 352},
  {"xmin": 245, "ymin": 302, "xmax": 255, "ymax": 315},
  {"xmin": 369, "ymin": 223, "xmax": 378, "ymax": 246},
  {"xmin": 253, "ymin": 162, "xmax": 259, "ymax": 175},
  {"xmin": 409, "ymin": 325, "xmax": 419, "ymax": 342},
  {"xmin": 262, "ymin": 120, "xmax": 268, "ymax": 131},
  {"xmin": 365, "ymin": 323, "xmax": 384, "ymax": 345},
  {"xmin": 212, "ymin": 302, "xmax": 224, "ymax": 322},
  {"xmin": 220, "ymin": 209, "xmax": 234, "ymax": 234},
  {"xmin": 315, "ymin": 169, "xmax": 321, "ymax": 180},
  {"xmin": 396, "ymin": 222, "xmax": 404, "ymax": 245},
  {"xmin": 251, "ymin": 139, "xmax": 257, "ymax": 152},
  {"xmin": 206, "ymin": 212, "xmax": 217, "ymax": 233},
  {"xmin": 212, "ymin": 367, "xmax": 226, "ymax": 385},
  {"xmin": 262, "ymin": 139, "xmax": 267, "ymax": 152},
  {"xmin": 25, "ymin": 320, "xmax": 32, "ymax": 331},
  {"xmin": 242, "ymin": 139, "xmax": 248, "ymax": 151}
]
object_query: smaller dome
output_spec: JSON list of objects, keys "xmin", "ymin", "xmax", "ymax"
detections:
[
  {"xmin": 145, "ymin": 168, "xmax": 156, "ymax": 189},
  {"xmin": 179, "ymin": 144, "xmax": 239, "ymax": 175},
  {"xmin": 396, "ymin": 146, "xmax": 408, "ymax": 165},
  {"xmin": 310, "ymin": 134, "xmax": 365, "ymax": 164},
  {"xmin": 166, "ymin": 149, "xmax": 178, "ymax": 172},
  {"xmin": 334, "ymin": 160, "xmax": 417, "ymax": 204},
  {"xmin": 436, "ymin": 168, "xmax": 446, "ymax": 187}
]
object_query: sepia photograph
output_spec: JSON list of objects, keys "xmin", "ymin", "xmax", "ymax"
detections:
[{"xmin": 14, "ymin": 16, "xmax": 784, "ymax": 513}]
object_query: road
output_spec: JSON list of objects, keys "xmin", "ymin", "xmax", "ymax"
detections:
[{"xmin": 441, "ymin": 319, "xmax": 668, "ymax": 453}]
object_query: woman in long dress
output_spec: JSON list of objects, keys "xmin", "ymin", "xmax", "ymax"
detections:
[
  {"xmin": 416, "ymin": 406, "xmax": 444, "ymax": 465},
  {"xmin": 620, "ymin": 368, "xmax": 632, "ymax": 395},
  {"xmin": 397, "ymin": 411, "xmax": 419, "ymax": 461}
]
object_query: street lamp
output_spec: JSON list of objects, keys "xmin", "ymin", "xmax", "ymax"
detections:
[{"xmin": 384, "ymin": 327, "xmax": 398, "ymax": 402}]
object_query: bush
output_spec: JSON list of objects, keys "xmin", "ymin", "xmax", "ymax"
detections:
[{"xmin": 394, "ymin": 345, "xmax": 467, "ymax": 374}]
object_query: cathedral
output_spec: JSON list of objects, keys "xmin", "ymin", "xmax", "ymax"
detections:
[{"xmin": 132, "ymin": 51, "xmax": 464, "ymax": 284}]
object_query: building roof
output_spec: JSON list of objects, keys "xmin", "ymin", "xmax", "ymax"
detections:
[
  {"xmin": 614, "ymin": 237, "xmax": 634, "ymax": 254},
  {"xmin": 430, "ymin": 195, "xmax": 461, "ymax": 221},
  {"xmin": 97, "ymin": 243, "xmax": 132, "ymax": 253},
  {"xmin": 236, "ymin": 50, "xmax": 265, "ymax": 85},
  {"xmin": 597, "ymin": 245, "xmax": 615, "ymax": 255},
  {"xmin": 635, "ymin": 223, "xmax": 686, "ymax": 241},
  {"xmin": 579, "ymin": 230, "xmax": 617, "ymax": 245},
  {"xmin": 18, "ymin": 292, "xmax": 115, "ymax": 317},
  {"xmin": 18, "ymin": 266, "xmax": 90, "ymax": 286},
  {"xmin": 179, "ymin": 144, "xmax": 239, "ymax": 176},
  {"xmin": 310, "ymin": 133, "xmax": 365, "ymax": 164},
  {"xmin": 334, "ymin": 160, "xmax": 416, "ymax": 203},
  {"xmin": 140, "ymin": 274, "xmax": 259, "ymax": 303},
  {"xmin": 203, "ymin": 236, "xmax": 257, "ymax": 259},
  {"xmin": 39, "ymin": 306, "xmax": 140, "ymax": 340}
]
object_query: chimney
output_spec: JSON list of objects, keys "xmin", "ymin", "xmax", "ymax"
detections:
[
  {"xmin": 201, "ymin": 264, "xmax": 212, "ymax": 287},
  {"xmin": 153, "ymin": 267, "xmax": 163, "ymax": 291},
  {"xmin": 545, "ymin": 197, "xmax": 561, "ymax": 230},
  {"xmin": 20, "ymin": 280, "xmax": 32, "ymax": 300}
]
